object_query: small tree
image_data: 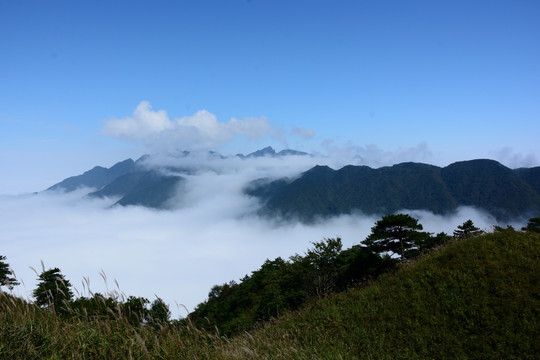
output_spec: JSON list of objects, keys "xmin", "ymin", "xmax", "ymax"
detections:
[
  {"xmin": 305, "ymin": 237, "xmax": 343, "ymax": 297},
  {"xmin": 33, "ymin": 267, "xmax": 74, "ymax": 315},
  {"xmin": 521, "ymin": 217, "xmax": 540, "ymax": 233},
  {"xmin": 453, "ymin": 219, "xmax": 483, "ymax": 239},
  {"xmin": 416, "ymin": 232, "xmax": 451, "ymax": 253},
  {"xmin": 0, "ymin": 255, "xmax": 19, "ymax": 290},
  {"xmin": 123, "ymin": 296, "xmax": 150, "ymax": 326},
  {"xmin": 149, "ymin": 297, "xmax": 171, "ymax": 325},
  {"xmin": 364, "ymin": 214, "xmax": 428, "ymax": 262},
  {"xmin": 493, "ymin": 225, "xmax": 516, "ymax": 233}
]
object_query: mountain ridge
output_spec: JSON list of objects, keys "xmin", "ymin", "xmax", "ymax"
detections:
[
  {"xmin": 246, "ymin": 159, "xmax": 540, "ymax": 221},
  {"xmin": 45, "ymin": 147, "xmax": 310, "ymax": 208},
  {"xmin": 45, "ymin": 149, "xmax": 540, "ymax": 219}
]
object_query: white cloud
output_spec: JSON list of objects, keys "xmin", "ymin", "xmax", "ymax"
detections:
[
  {"xmin": 102, "ymin": 101, "xmax": 280, "ymax": 152},
  {"xmin": 102, "ymin": 101, "xmax": 172, "ymax": 139}
]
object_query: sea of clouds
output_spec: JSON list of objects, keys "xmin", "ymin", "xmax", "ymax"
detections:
[
  {"xmin": 0, "ymin": 152, "xmax": 520, "ymax": 319},
  {"xmin": 0, "ymin": 101, "xmax": 532, "ymax": 318}
]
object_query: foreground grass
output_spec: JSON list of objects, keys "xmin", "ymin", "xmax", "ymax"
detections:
[
  {"xmin": 221, "ymin": 231, "xmax": 539, "ymax": 359},
  {"xmin": 1, "ymin": 231, "xmax": 538, "ymax": 359},
  {"xmin": 0, "ymin": 295, "xmax": 226, "ymax": 359}
]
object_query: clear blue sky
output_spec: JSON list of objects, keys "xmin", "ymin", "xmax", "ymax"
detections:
[{"xmin": 1, "ymin": 0, "xmax": 539, "ymax": 193}]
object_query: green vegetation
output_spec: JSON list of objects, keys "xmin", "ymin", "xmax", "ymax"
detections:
[
  {"xmin": 248, "ymin": 160, "xmax": 540, "ymax": 221},
  {"xmin": 364, "ymin": 213, "xmax": 430, "ymax": 261},
  {"xmin": 32, "ymin": 268, "xmax": 74, "ymax": 315},
  {"xmin": 0, "ymin": 255, "xmax": 19, "ymax": 290},
  {"xmin": 1, "ymin": 217, "xmax": 538, "ymax": 359},
  {"xmin": 224, "ymin": 229, "xmax": 539, "ymax": 359},
  {"xmin": 453, "ymin": 219, "xmax": 484, "ymax": 238},
  {"xmin": 189, "ymin": 237, "xmax": 394, "ymax": 336},
  {"xmin": 522, "ymin": 217, "xmax": 540, "ymax": 233}
]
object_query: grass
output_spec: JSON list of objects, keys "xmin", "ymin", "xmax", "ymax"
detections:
[
  {"xmin": 219, "ymin": 230, "xmax": 539, "ymax": 359},
  {"xmin": 1, "ymin": 230, "xmax": 539, "ymax": 359}
]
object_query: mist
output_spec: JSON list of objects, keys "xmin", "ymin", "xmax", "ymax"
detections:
[{"xmin": 0, "ymin": 154, "xmax": 523, "ymax": 318}]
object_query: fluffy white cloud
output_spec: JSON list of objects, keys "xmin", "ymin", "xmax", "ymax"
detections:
[
  {"xmin": 102, "ymin": 101, "xmax": 172, "ymax": 139},
  {"xmin": 102, "ymin": 101, "xmax": 278, "ymax": 151}
]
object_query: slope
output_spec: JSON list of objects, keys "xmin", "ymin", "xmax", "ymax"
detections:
[
  {"xmin": 47, "ymin": 159, "xmax": 136, "ymax": 192},
  {"xmin": 220, "ymin": 230, "xmax": 539, "ymax": 359},
  {"xmin": 114, "ymin": 170, "xmax": 184, "ymax": 209},
  {"xmin": 442, "ymin": 159, "xmax": 540, "ymax": 219},
  {"xmin": 248, "ymin": 159, "xmax": 540, "ymax": 221}
]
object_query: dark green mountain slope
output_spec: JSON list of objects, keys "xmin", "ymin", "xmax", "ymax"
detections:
[
  {"xmin": 47, "ymin": 157, "xmax": 184, "ymax": 209},
  {"xmin": 515, "ymin": 166, "xmax": 540, "ymax": 196},
  {"xmin": 441, "ymin": 159, "xmax": 540, "ymax": 219},
  {"xmin": 114, "ymin": 170, "xmax": 184, "ymax": 209},
  {"xmin": 87, "ymin": 171, "xmax": 150, "ymax": 199},
  {"xmin": 247, "ymin": 159, "xmax": 540, "ymax": 221}
]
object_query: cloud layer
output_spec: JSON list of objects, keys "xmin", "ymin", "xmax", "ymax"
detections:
[{"xmin": 0, "ymin": 154, "xmax": 521, "ymax": 319}]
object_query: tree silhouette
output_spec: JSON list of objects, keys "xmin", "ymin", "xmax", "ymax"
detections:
[
  {"xmin": 149, "ymin": 297, "xmax": 171, "ymax": 325},
  {"xmin": 521, "ymin": 217, "xmax": 540, "ymax": 233},
  {"xmin": 33, "ymin": 267, "xmax": 73, "ymax": 315},
  {"xmin": 364, "ymin": 214, "xmax": 427, "ymax": 262},
  {"xmin": 0, "ymin": 255, "xmax": 19, "ymax": 290},
  {"xmin": 453, "ymin": 219, "xmax": 483, "ymax": 239},
  {"xmin": 305, "ymin": 237, "xmax": 343, "ymax": 296}
]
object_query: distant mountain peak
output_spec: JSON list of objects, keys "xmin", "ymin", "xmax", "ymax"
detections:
[
  {"xmin": 247, "ymin": 146, "xmax": 277, "ymax": 158},
  {"xmin": 243, "ymin": 146, "xmax": 309, "ymax": 158}
]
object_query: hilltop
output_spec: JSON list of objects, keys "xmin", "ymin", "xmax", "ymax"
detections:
[{"xmin": 219, "ymin": 230, "xmax": 539, "ymax": 358}]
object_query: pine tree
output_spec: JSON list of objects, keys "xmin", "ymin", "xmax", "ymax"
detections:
[
  {"xmin": 364, "ymin": 214, "xmax": 428, "ymax": 262},
  {"xmin": 521, "ymin": 217, "xmax": 540, "ymax": 233},
  {"xmin": 453, "ymin": 219, "xmax": 483, "ymax": 239},
  {"xmin": 0, "ymin": 255, "xmax": 19, "ymax": 290},
  {"xmin": 33, "ymin": 267, "xmax": 74, "ymax": 314}
]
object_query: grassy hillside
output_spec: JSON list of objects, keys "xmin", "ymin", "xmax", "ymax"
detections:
[
  {"xmin": 222, "ymin": 230, "xmax": 539, "ymax": 359},
  {"xmin": 1, "ymin": 230, "xmax": 538, "ymax": 359}
]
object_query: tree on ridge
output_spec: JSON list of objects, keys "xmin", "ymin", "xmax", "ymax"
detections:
[
  {"xmin": 33, "ymin": 267, "xmax": 74, "ymax": 315},
  {"xmin": 0, "ymin": 255, "xmax": 19, "ymax": 290},
  {"xmin": 521, "ymin": 217, "xmax": 540, "ymax": 233},
  {"xmin": 453, "ymin": 219, "xmax": 483, "ymax": 239},
  {"xmin": 364, "ymin": 214, "xmax": 428, "ymax": 262}
]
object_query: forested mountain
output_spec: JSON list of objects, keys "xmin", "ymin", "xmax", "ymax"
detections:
[
  {"xmin": 246, "ymin": 159, "xmax": 540, "ymax": 221},
  {"xmin": 90, "ymin": 170, "xmax": 185, "ymax": 209},
  {"xmin": 46, "ymin": 149, "xmax": 540, "ymax": 219},
  {"xmin": 45, "ymin": 147, "xmax": 308, "ymax": 208}
]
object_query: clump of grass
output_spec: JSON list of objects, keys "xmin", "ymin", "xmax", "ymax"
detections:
[{"xmin": 0, "ymin": 285, "xmax": 229, "ymax": 359}]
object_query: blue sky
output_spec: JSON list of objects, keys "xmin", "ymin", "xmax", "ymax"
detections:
[{"xmin": 1, "ymin": 0, "xmax": 539, "ymax": 193}]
